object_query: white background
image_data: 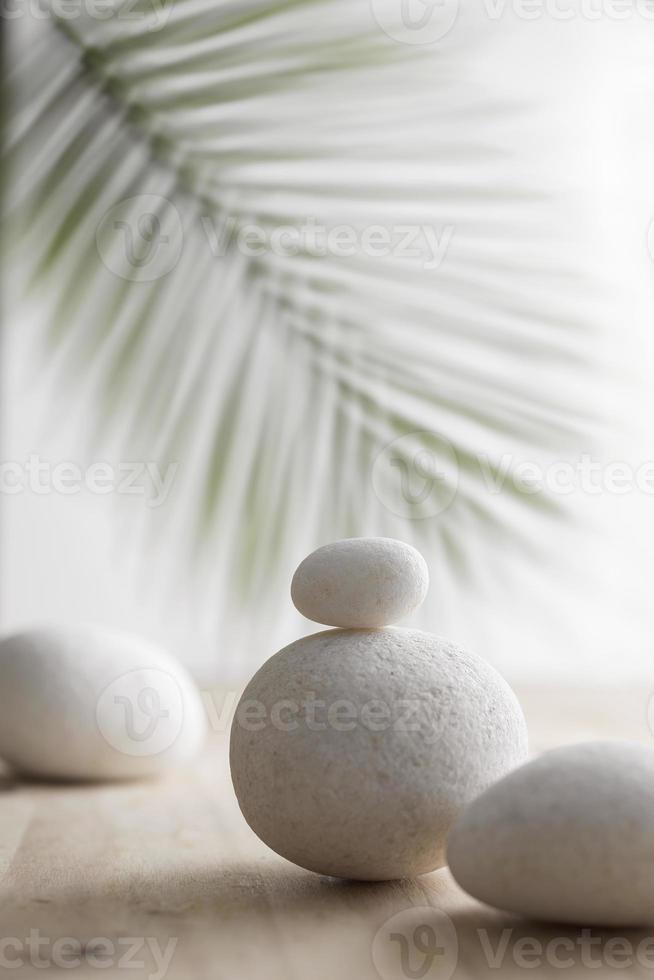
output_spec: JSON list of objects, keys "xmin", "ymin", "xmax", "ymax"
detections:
[{"xmin": 3, "ymin": 9, "xmax": 654, "ymax": 686}]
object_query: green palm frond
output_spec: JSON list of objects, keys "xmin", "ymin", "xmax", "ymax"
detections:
[{"xmin": 4, "ymin": 2, "xmax": 606, "ymax": 655}]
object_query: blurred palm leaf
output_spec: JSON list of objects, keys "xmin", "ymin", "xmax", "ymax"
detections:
[{"xmin": 4, "ymin": 1, "xmax": 605, "ymax": 645}]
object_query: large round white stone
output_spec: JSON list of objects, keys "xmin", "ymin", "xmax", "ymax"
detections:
[
  {"xmin": 447, "ymin": 741, "xmax": 654, "ymax": 926},
  {"xmin": 291, "ymin": 537, "xmax": 429, "ymax": 628},
  {"xmin": 0, "ymin": 627, "xmax": 207, "ymax": 781},
  {"xmin": 230, "ymin": 628, "xmax": 528, "ymax": 880}
]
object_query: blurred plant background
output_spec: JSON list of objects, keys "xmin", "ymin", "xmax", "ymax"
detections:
[{"xmin": 3, "ymin": 1, "xmax": 654, "ymax": 682}]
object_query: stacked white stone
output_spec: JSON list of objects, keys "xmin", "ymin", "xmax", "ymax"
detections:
[{"xmin": 230, "ymin": 537, "xmax": 528, "ymax": 881}]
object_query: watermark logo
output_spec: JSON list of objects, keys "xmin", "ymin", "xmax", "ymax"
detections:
[
  {"xmin": 199, "ymin": 214, "xmax": 453, "ymax": 270},
  {"xmin": 370, "ymin": 0, "xmax": 459, "ymax": 45},
  {"xmin": 478, "ymin": 928, "xmax": 654, "ymax": 970},
  {"xmin": 647, "ymin": 692, "xmax": 654, "ymax": 741},
  {"xmin": 372, "ymin": 907, "xmax": 458, "ymax": 980},
  {"xmin": 96, "ymin": 669, "xmax": 185, "ymax": 757},
  {"xmin": 96, "ymin": 204, "xmax": 454, "ymax": 276},
  {"xmin": 0, "ymin": 932, "xmax": 177, "ymax": 979},
  {"xmin": 231, "ymin": 692, "xmax": 449, "ymax": 746},
  {"xmin": 0, "ymin": 456, "xmax": 178, "ymax": 508},
  {"xmin": 372, "ymin": 436, "xmax": 654, "ymax": 521},
  {"xmin": 481, "ymin": 0, "xmax": 654, "ymax": 22},
  {"xmin": 2, "ymin": 0, "xmax": 173, "ymax": 29},
  {"xmin": 372, "ymin": 431, "xmax": 459, "ymax": 520},
  {"xmin": 648, "ymin": 218, "xmax": 654, "ymax": 266},
  {"xmin": 372, "ymin": 914, "xmax": 654, "ymax": 976},
  {"xmin": 96, "ymin": 195, "xmax": 183, "ymax": 282}
]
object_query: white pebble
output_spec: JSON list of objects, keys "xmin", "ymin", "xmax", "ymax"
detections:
[
  {"xmin": 447, "ymin": 741, "xmax": 654, "ymax": 926},
  {"xmin": 291, "ymin": 537, "xmax": 429, "ymax": 628},
  {"xmin": 230, "ymin": 627, "xmax": 528, "ymax": 880},
  {"xmin": 0, "ymin": 627, "xmax": 206, "ymax": 781}
]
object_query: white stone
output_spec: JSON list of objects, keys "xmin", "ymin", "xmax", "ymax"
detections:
[
  {"xmin": 291, "ymin": 537, "xmax": 429, "ymax": 628},
  {"xmin": 230, "ymin": 627, "xmax": 528, "ymax": 880},
  {"xmin": 0, "ymin": 627, "xmax": 207, "ymax": 781},
  {"xmin": 447, "ymin": 740, "xmax": 654, "ymax": 927}
]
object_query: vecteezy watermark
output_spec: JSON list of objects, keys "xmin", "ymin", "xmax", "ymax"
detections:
[
  {"xmin": 96, "ymin": 669, "xmax": 186, "ymax": 757},
  {"xmin": 0, "ymin": 932, "xmax": 177, "ymax": 979},
  {"xmin": 372, "ymin": 907, "xmax": 459, "ymax": 980},
  {"xmin": 1, "ymin": 0, "xmax": 173, "ymax": 30},
  {"xmin": 96, "ymin": 195, "xmax": 456, "ymax": 282},
  {"xmin": 201, "ymin": 215, "xmax": 454, "ymax": 272},
  {"xmin": 368, "ymin": 0, "xmax": 654, "ymax": 40},
  {"xmin": 478, "ymin": 453, "xmax": 654, "ymax": 498},
  {"xmin": 371, "ymin": 431, "xmax": 459, "ymax": 520},
  {"xmin": 648, "ymin": 218, "xmax": 654, "ymax": 266},
  {"xmin": 480, "ymin": 0, "xmax": 654, "ymax": 22},
  {"xmin": 228, "ymin": 691, "xmax": 449, "ymax": 746},
  {"xmin": 478, "ymin": 928, "xmax": 654, "ymax": 970},
  {"xmin": 372, "ymin": 433, "xmax": 654, "ymax": 521},
  {"xmin": 96, "ymin": 195, "xmax": 184, "ymax": 283},
  {"xmin": 202, "ymin": 689, "xmax": 449, "ymax": 745},
  {"xmin": 369, "ymin": 0, "xmax": 460, "ymax": 45},
  {"xmin": 372, "ymin": 912, "xmax": 654, "ymax": 979},
  {"xmin": 0, "ymin": 456, "xmax": 178, "ymax": 508}
]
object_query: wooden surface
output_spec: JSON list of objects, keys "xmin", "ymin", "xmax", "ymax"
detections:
[{"xmin": 0, "ymin": 686, "xmax": 652, "ymax": 980}]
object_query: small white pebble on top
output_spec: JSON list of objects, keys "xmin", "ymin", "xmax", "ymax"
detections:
[{"xmin": 290, "ymin": 537, "xmax": 429, "ymax": 628}]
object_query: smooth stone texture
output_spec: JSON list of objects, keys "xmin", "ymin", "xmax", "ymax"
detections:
[
  {"xmin": 230, "ymin": 627, "xmax": 528, "ymax": 880},
  {"xmin": 0, "ymin": 627, "xmax": 206, "ymax": 781},
  {"xmin": 447, "ymin": 740, "xmax": 654, "ymax": 927},
  {"xmin": 291, "ymin": 537, "xmax": 429, "ymax": 628}
]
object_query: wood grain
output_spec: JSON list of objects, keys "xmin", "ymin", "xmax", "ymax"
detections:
[{"xmin": 0, "ymin": 686, "xmax": 651, "ymax": 979}]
